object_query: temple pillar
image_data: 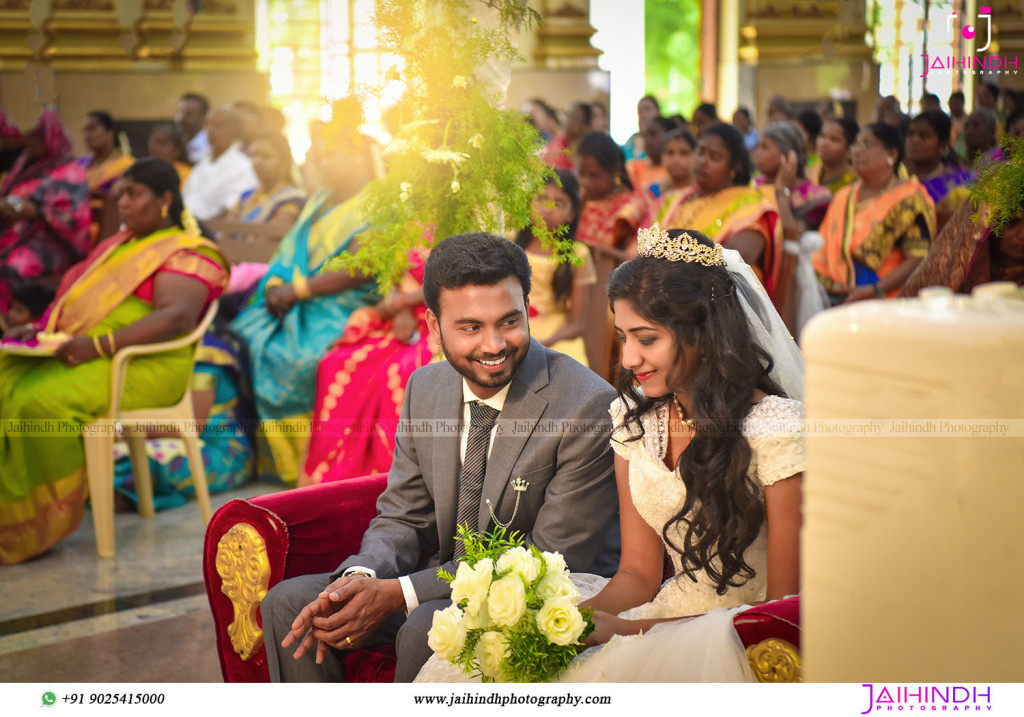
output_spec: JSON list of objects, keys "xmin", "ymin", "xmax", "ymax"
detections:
[
  {"xmin": 506, "ymin": 0, "xmax": 609, "ymax": 125},
  {"xmin": 0, "ymin": 0, "xmax": 36, "ymax": 72},
  {"xmin": 131, "ymin": 0, "xmax": 186, "ymax": 61},
  {"xmin": 178, "ymin": 0, "xmax": 257, "ymax": 71},
  {"xmin": 737, "ymin": 0, "xmax": 878, "ymax": 126},
  {"xmin": 0, "ymin": 0, "xmax": 265, "ymax": 154},
  {"xmin": 979, "ymin": 1, "xmax": 1024, "ymax": 92},
  {"xmin": 39, "ymin": 0, "xmax": 132, "ymax": 71}
]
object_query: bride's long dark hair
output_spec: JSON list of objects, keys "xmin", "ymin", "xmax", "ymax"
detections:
[{"xmin": 607, "ymin": 230, "xmax": 785, "ymax": 595}]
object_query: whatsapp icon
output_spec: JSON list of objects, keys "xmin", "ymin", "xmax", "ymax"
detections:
[{"xmin": 42, "ymin": 691, "xmax": 57, "ymax": 706}]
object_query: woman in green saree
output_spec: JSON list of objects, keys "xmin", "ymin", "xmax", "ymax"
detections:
[
  {"xmin": 0, "ymin": 158, "xmax": 229, "ymax": 565},
  {"xmin": 229, "ymin": 139, "xmax": 380, "ymax": 484}
]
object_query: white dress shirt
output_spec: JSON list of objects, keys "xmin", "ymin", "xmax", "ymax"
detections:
[
  {"xmin": 186, "ymin": 129, "xmax": 210, "ymax": 164},
  {"xmin": 347, "ymin": 379, "xmax": 511, "ymax": 614},
  {"xmin": 181, "ymin": 143, "xmax": 257, "ymax": 221}
]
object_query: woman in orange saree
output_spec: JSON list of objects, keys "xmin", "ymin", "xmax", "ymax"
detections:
[
  {"xmin": 813, "ymin": 124, "xmax": 935, "ymax": 303},
  {"xmin": 658, "ymin": 123, "xmax": 784, "ymax": 300},
  {"xmin": 0, "ymin": 158, "xmax": 228, "ymax": 564}
]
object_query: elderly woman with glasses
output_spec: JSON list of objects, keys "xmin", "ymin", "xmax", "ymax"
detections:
[{"xmin": 813, "ymin": 123, "xmax": 936, "ymax": 303}]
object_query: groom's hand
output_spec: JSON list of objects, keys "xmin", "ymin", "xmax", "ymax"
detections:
[
  {"xmin": 309, "ymin": 576, "xmax": 405, "ymax": 661},
  {"xmin": 280, "ymin": 579, "xmax": 347, "ymax": 661}
]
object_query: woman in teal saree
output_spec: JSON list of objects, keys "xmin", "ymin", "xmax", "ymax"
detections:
[{"xmin": 230, "ymin": 142, "xmax": 380, "ymax": 484}]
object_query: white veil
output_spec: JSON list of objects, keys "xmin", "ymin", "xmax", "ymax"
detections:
[{"xmin": 721, "ymin": 248, "xmax": 805, "ymax": 401}]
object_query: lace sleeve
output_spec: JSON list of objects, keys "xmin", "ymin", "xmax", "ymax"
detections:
[
  {"xmin": 745, "ymin": 396, "xmax": 806, "ymax": 487},
  {"xmin": 608, "ymin": 396, "xmax": 639, "ymax": 460}
]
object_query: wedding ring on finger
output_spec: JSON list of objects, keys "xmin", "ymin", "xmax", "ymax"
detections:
[{"xmin": 345, "ymin": 636, "xmax": 352, "ymax": 645}]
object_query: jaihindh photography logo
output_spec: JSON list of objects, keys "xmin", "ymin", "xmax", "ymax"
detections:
[
  {"xmin": 921, "ymin": 6, "xmax": 1018, "ymax": 77},
  {"xmin": 860, "ymin": 684, "xmax": 994, "ymax": 713}
]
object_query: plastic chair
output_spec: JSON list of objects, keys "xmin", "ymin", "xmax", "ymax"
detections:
[{"xmin": 83, "ymin": 300, "xmax": 219, "ymax": 558}]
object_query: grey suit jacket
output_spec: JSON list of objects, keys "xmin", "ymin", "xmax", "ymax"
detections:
[{"xmin": 335, "ymin": 338, "xmax": 620, "ymax": 603}]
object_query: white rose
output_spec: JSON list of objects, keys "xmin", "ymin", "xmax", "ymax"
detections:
[
  {"xmin": 475, "ymin": 630, "xmax": 509, "ymax": 680},
  {"xmin": 496, "ymin": 546, "xmax": 541, "ymax": 584},
  {"xmin": 427, "ymin": 604, "xmax": 467, "ymax": 660},
  {"xmin": 536, "ymin": 570, "xmax": 579, "ymax": 602},
  {"xmin": 486, "ymin": 575, "xmax": 527, "ymax": 627},
  {"xmin": 535, "ymin": 596, "xmax": 586, "ymax": 646},
  {"xmin": 463, "ymin": 599, "xmax": 492, "ymax": 630},
  {"xmin": 450, "ymin": 558, "xmax": 493, "ymax": 616},
  {"xmin": 541, "ymin": 550, "xmax": 567, "ymax": 575}
]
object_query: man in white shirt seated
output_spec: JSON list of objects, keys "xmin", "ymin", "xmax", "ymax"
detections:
[{"xmin": 182, "ymin": 106, "xmax": 257, "ymax": 221}]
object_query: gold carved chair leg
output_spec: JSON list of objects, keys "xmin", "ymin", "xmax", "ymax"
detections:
[
  {"xmin": 215, "ymin": 523, "xmax": 272, "ymax": 661},
  {"xmin": 746, "ymin": 638, "xmax": 802, "ymax": 683}
]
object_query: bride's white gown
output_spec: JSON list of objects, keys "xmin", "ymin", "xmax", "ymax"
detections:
[{"xmin": 415, "ymin": 395, "xmax": 805, "ymax": 683}]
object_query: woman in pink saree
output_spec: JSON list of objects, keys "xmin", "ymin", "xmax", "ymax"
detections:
[
  {"xmin": 301, "ymin": 249, "xmax": 433, "ymax": 485},
  {"xmin": 0, "ymin": 109, "xmax": 91, "ymax": 313}
]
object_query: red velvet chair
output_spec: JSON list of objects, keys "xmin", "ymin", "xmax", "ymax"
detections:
[
  {"xmin": 203, "ymin": 474, "xmax": 801, "ymax": 683},
  {"xmin": 733, "ymin": 595, "xmax": 802, "ymax": 682},
  {"xmin": 203, "ymin": 475, "xmax": 397, "ymax": 683}
]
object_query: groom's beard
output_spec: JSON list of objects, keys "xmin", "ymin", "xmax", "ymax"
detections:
[{"xmin": 438, "ymin": 328, "xmax": 530, "ymax": 393}]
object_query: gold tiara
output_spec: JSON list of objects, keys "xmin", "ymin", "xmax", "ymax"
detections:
[{"xmin": 636, "ymin": 223, "xmax": 725, "ymax": 266}]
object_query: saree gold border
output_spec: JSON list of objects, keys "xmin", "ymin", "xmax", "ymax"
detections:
[
  {"xmin": 215, "ymin": 522, "xmax": 271, "ymax": 661},
  {"xmin": 0, "ymin": 468, "xmax": 86, "ymax": 526},
  {"xmin": 745, "ymin": 637, "xmax": 802, "ymax": 683}
]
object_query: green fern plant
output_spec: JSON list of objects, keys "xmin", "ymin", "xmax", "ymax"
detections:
[
  {"xmin": 969, "ymin": 136, "xmax": 1024, "ymax": 237},
  {"xmin": 322, "ymin": 0, "xmax": 575, "ymax": 292}
]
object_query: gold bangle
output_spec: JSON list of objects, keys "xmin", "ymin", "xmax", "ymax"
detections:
[
  {"xmin": 292, "ymin": 274, "xmax": 312, "ymax": 301},
  {"xmin": 107, "ymin": 331, "xmax": 117, "ymax": 355},
  {"xmin": 92, "ymin": 335, "xmax": 107, "ymax": 358}
]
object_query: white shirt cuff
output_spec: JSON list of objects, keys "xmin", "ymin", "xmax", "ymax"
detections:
[{"xmin": 398, "ymin": 575, "xmax": 420, "ymax": 616}]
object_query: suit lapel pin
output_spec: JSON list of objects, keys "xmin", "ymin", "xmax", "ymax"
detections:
[{"xmin": 486, "ymin": 476, "xmax": 529, "ymax": 530}]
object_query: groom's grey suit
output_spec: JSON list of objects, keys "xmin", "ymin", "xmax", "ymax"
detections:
[{"xmin": 261, "ymin": 338, "xmax": 620, "ymax": 682}]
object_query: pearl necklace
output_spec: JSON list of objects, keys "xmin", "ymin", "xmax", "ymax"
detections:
[{"xmin": 672, "ymin": 394, "xmax": 695, "ymax": 429}]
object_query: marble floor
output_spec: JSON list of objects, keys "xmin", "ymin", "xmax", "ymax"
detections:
[{"xmin": 0, "ymin": 482, "xmax": 277, "ymax": 682}]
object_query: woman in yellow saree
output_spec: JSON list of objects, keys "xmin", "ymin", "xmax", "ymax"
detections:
[
  {"xmin": 0, "ymin": 158, "xmax": 229, "ymax": 564},
  {"xmin": 657, "ymin": 123, "xmax": 784, "ymax": 301}
]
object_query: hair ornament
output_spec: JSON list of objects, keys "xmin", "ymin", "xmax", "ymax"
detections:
[
  {"xmin": 181, "ymin": 208, "xmax": 200, "ymax": 236},
  {"xmin": 636, "ymin": 223, "xmax": 726, "ymax": 267}
]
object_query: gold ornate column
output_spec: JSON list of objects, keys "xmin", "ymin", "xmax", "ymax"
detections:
[
  {"xmin": 132, "ymin": 0, "xmax": 185, "ymax": 61},
  {"xmin": 0, "ymin": 0, "xmax": 35, "ymax": 71},
  {"xmin": 984, "ymin": 1, "xmax": 1024, "ymax": 66},
  {"xmin": 178, "ymin": 0, "xmax": 257, "ymax": 71},
  {"xmin": 739, "ymin": 0, "xmax": 876, "ymax": 124},
  {"xmin": 506, "ymin": 0, "xmax": 607, "ymax": 124},
  {"xmin": 40, "ymin": 0, "xmax": 132, "ymax": 70},
  {"xmin": 532, "ymin": 0, "xmax": 600, "ymax": 69}
]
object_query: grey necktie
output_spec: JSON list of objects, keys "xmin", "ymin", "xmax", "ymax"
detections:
[{"xmin": 454, "ymin": 401, "xmax": 501, "ymax": 557}]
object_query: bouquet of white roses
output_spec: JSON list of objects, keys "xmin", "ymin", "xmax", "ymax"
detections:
[{"xmin": 427, "ymin": 527, "xmax": 594, "ymax": 682}]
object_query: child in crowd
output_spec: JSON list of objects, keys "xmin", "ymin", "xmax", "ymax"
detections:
[
  {"xmin": 626, "ymin": 117, "xmax": 676, "ymax": 197},
  {"xmin": 659, "ymin": 127, "xmax": 697, "ymax": 196},
  {"xmin": 5, "ymin": 282, "xmax": 55, "ymax": 328},
  {"xmin": 515, "ymin": 168, "xmax": 596, "ymax": 367}
]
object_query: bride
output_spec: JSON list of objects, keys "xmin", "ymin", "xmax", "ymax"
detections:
[{"xmin": 416, "ymin": 226, "xmax": 805, "ymax": 682}]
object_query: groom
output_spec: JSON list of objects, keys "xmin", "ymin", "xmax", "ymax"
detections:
[{"xmin": 261, "ymin": 233, "xmax": 620, "ymax": 682}]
